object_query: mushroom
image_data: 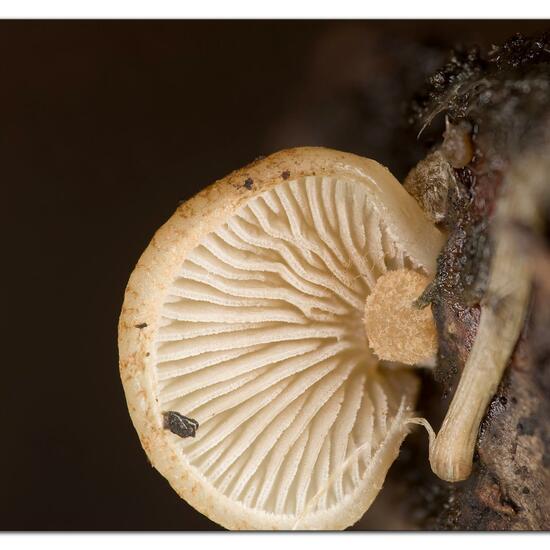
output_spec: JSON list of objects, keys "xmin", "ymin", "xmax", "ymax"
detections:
[{"xmin": 118, "ymin": 147, "xmax": 445, "ymax": 530}]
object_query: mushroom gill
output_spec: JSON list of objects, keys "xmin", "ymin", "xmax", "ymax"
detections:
[
  {"xmin": 119, "ymin": 148, "xmax": 445, "ymax": 530},
  {"xmin": 155, "ymin": 175, "xmax": 429, "ymax": 520}
]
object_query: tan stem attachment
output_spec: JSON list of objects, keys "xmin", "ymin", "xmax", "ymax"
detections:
[
  {"xmin": 429, "ymin": 235, "xmax": 531, "ymax": 482},
  {"xmin": 363, "ymin": 269, "xmax": 437, "ymax": 366}
]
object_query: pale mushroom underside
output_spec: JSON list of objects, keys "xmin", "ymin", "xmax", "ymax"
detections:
[{"xmin": 153, "ymin": 175, "xmax": 421, "ymax": 525}]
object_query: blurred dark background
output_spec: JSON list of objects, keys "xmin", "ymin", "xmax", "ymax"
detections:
[{"xmin": 2, "ymin": 20, "xmax": 548, "ymax": 530}]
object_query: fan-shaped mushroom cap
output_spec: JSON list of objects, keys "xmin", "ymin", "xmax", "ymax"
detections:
[{"xmin": 119, "ymin": 147, "xmax": 444, "ymax": 530}]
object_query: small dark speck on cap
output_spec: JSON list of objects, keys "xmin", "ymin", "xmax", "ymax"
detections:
[
  {"xmin": 135, "ymin": 323, "xmax": 148, "ymax": 329},
  {"xmin": 244, "ymin": 178, "xmax": 254, "ymax": 190},
  {"xmin": 282, "ymin": 170, "xmax": 290, "ymax": 180}
]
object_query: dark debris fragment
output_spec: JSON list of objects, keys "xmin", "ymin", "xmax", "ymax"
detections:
[
  {"xmin": 489, "ymin": 32, "xmax": 550, "ymax": 70},
  {"xmin": 163, "ymin": 411, "xmax": 199, "ymax": 438}
]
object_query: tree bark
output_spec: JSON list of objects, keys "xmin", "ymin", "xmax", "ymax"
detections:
[{"xmin": 409, "ymin": 33, "xmax": 550, "ymax": 530}]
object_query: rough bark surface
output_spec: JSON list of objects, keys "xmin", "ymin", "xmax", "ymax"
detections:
[{"xmin": 409, "ymin": 33, "xmax": 550, "ymax": 530}]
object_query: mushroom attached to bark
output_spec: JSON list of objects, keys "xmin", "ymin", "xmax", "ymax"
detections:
[{"xmin": 118, "ymin": 147, "xmax": 445, "ymax": 530}]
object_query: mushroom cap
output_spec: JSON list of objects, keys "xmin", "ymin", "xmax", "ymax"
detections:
[{"xmin": 118, "ymin": 147, "xmax": 444, "ymax": 530}]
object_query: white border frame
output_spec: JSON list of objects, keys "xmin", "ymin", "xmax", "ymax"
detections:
[{"xmin": 0, "ymin": 1, "xmax": 549, "ymax": 19}]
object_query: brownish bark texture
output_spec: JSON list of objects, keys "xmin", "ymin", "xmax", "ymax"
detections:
[{"xmin": 408, "ymin": 33, "xmax": 550, "ymax": 530}]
